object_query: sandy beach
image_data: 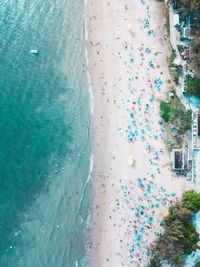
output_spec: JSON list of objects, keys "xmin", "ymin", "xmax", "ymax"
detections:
[{"xmin": 87, "ymin": 0, "xmax": 191, "ymax": 266}]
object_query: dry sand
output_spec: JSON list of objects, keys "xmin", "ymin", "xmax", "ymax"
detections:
[{"xmin": 86, "ymin": 0, "xmax": 191, "ymax": 266}]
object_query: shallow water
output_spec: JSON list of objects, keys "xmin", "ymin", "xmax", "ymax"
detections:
[{"xmin": 0, "ymin": 0, "xmax": 91, "ymax": 266}]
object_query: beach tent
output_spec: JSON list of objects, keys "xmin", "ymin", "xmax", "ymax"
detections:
[
  {"xmin": 128, "ymin": 155, "xmax": 135, "ymax": 166},
  {"xmin": 127, "ymin": 25, "xmax": 133, "ymax": 32}
]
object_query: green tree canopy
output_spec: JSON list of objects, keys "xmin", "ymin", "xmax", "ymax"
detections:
[
  {"xmin": 150, "ymin": 192, "xmax": 200, "ymax": 267},
  {"xmin": 177, "ymin": 0, "xmax": 200, "ymax": 12},
  {"xmin": 182, "ymin": 190, "xmax": 200, "ymax": 212},
  {"xmin": 184, "ymin": 76, "xmax": 200, "ymax": 96},
  {"xmin": 160, "ymin": 101, "xmax": 170, "ymax": 122},
  {"xmin": 150, "ymin": 233, "xmax": 185, "ymax": 266}
]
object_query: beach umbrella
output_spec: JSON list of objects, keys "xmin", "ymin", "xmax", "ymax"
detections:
[
  {"xmin": 135, "ymin": 212, "xmax": 139, "ymax": 217},
  {"xmin": 143, "ymin": 238, "xmax": 148, "ymax": 243},
  {"xmin": 147, "ymin": 187, "xmax": 151, "ymax": 193},
  {"xmin": 159, "ymin": 220, "xmax": 164, "ymax": 226},
  {"xmin": 136, "ymin": 242, "xmax": 140, "ymax": 248},
  {"xmin": 136, "ymin": 236, "xmax": 140, "ymax": 241},
  {"xmin": 146, "ymin": 250, "xmax": 150, "ymax": 256}
]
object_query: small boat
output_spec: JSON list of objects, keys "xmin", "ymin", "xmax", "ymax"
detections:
[
  {"xmin": 30, "ymin": 49, "xmax": 38, "ymax": 55},
  {"xmin": 14, "ymin": 230, "xmax": 23, "ymax": 237}
]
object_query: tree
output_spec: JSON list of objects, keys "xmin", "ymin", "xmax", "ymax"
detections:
[
  {"xmin": 150, "ymin": 193, "xmax": 200, "ymax": 266},
  {"xmin": 191, "ymin": 51, "xmax": 200, "ymax": 75},
  {"xmin": 184, "ymin": 76, "xmax": 200, "ymax": 96},
  {"xmin": 190, "ymin": 26, "xmax": 200, "ymax": 74},
  {"xmin": 177, "ymin": 0, "xmax": 200, "ymax": 12},
  {"xmin": 166, "ymin": 202, "xmax": 192, "ymax": 224},
  {"xmin": 183, "ymin": 221, "xmax": 199, "ymax": 253},
  {"xmin": 182, "ymin": 190, "xmax": 200, "ymax": 212},
  {"xmin": 150, "ymin": 233, "xmax": 185, "ymax": 267},
  {"xmin": 173, "ymin": 71, "xmax": 179, "ymax": 84},
  {"xmin": 179, "ymin": 110, "xmax": 192, "ymax": 134},
  {"xmin": 169, "ymin": 96, "xmax": 192, "ymax": 135},
  {"xmin": 160, "ymin": 101, "xmax": 170, "ymax": 122}
]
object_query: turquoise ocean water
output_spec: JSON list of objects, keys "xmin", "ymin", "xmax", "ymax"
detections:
[{"xmin": 0, "ymin": 0, "xmax": 91, "ymax": 266}]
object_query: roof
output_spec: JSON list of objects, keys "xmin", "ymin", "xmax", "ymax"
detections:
[
  {"xmin": 185, "ymin": 47, "xmax": 191, "ymax": 59},
  {"xmin": 173, "ymin": 14, "xmax": 180, "ymax": 26},
  {"xmin": 194, "ymin": 151, "xmax": 200, "ymax": 185},
  {"xmin": 171, "ymin": 149, "xmax": 185, "ymax": 170},
  {"xmin": 175, "ymin": 151, "xmax": 184, "ymax": 169},
  {"xmin": 192, "ymin": 112, "xmax": 200, "ymax": 150},
  {"xmin": 198, "ymin": 114, "xmax": 200, "ymax": 136},
  {"xmin": 182, "ymin": 27, "xmax": 191, "ymax": 38}
]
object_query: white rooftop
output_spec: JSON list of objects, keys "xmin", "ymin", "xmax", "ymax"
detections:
[{"xmin": 173, "ymin": 14, "xmax": 180, "ymax": 26}]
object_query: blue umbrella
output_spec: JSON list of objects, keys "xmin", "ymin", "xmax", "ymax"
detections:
[
  {"xmin": 159, "ymin": 220, "xmax": 164, "ymax": 226},
  {"xmin": 146, "ymin": 250, "xmax": 150, "ymax": 256},
  {"xmin": 135, "ymin": 212, "xmax": 139, "ymax": 217}
]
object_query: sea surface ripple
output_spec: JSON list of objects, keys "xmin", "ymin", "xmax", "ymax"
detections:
[{"xmin": 0, "ymin": 0, "xmax": 91, "ymax": 266}]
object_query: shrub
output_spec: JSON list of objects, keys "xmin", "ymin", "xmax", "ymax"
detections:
[
  {"xmin": 163, "ymin": 93, "xmax": 192, "ymax": 135},
  {"xmin": 177, "ymin": 44, "xmax": 184, "ymax": 54},
  {"xmin": 160, "ymin": 101, "xmax": 170, "ymax": 122},
  {"xmin": 168, "ymin": 51, "xmax": 176, "ymax": 68},
  {"xmin": 173, "ymin": 71, "xmax": 179, "ymax": 84},
  {"xmin": 182, "ymin": 190, "xmax": 200, "ymax": 212},
  {"xmin": 184, "ymin": 76, "xmax": 200, "ymax": 96}
]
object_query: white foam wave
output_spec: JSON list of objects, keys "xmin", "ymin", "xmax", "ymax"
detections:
[{"xmin": 84, "ymin": 0, "xmax": 94, "ymax": 114}]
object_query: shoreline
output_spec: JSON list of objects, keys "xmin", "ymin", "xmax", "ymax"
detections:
[{"xmin": 86, "ymin": 0, "xmax": 192, "ymax": 266}]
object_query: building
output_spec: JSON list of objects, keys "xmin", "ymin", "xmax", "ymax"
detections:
[
  {"xmin": 182, "ymin": 27, "xmax": 191, "ymax": 40},
  {"xmin": 185, "ymin": 47, "xmax": 191, "ymax": 60},
  {"xmin": 193, "ymin": 150, "xmax": 200, "ymax": 189},
  {"xmin": 173, "ymin": 14, "xmax": 180, "ymax": 27},
  {"xmin": 171, "ymin": 149, "xmax": 185, "ymax": 171},
  {"xmin": 192, "ymin": 111, "xmax": 200, "ymax": 150}
]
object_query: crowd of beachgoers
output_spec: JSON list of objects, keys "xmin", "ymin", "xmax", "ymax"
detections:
[
  {"xmin": 111, "ymin": 1, "xmax": 180, "ymax": 265},
  {"xmin": 87, "ymin": 0, "xmax": 189, "ymax": 266}
]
